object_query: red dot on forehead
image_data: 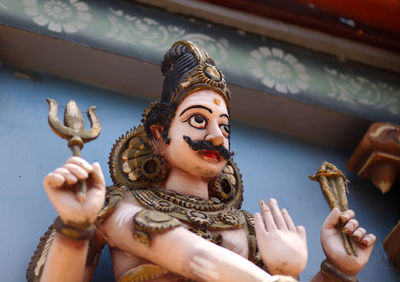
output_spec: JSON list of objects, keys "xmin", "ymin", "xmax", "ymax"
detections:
[{"xmin": 213, "ymin": 98, "xmax": 221, "ymax": 105}]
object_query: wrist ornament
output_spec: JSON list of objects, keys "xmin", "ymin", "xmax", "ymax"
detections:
[
  {"xmin": 54, "ymin": 216, "xmax": 95, "ymax": 241},
  {"xmin": 320, "ymin": 260, "xmax": 358, "ymax": 282}
]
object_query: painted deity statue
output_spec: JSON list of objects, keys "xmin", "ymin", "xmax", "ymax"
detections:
[{"xmin": 27, "ymin": 41, "xmax": 375, "ymax": 282}]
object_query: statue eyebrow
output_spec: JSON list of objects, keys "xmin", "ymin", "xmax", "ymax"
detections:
[
  {"xmin": 220, "ymin": 114, "xmax": 230, "ymax": 120},
  {"xmin": 179, "ymin": 105, "xmax": 212, "ymax": 116}
]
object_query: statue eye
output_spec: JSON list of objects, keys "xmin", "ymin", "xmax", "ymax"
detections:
[
  {"xmin": 220, "ymin": 124, "xmax": 231, "ymax": 137},
  {"xmin": 187, "ymin": 114, "xmax": 207, "ymax": 129}
]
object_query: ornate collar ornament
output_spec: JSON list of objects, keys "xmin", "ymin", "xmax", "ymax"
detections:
[{"xmin": 160, "ymin": 40, "xmax": 231, "ymax": 108}]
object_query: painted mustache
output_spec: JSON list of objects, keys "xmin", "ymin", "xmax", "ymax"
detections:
[{"xmin": 183, "ymin": 135, "xmax": 234, "ymax": 160}]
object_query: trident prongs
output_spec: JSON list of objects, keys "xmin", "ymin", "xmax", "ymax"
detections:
[{"xmin": 47, "ymin": 98, "xmax": 101, "ymax": 202}]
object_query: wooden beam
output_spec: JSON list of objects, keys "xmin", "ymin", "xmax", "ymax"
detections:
[{"xmin": 0, "ymin": 24, "xmax": 371, "ymax": 149}]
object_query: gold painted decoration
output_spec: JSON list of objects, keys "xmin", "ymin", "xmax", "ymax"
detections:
[
  {"xmin": 189, "ymin": 227, "xmax": 223, "ymax": 245},
  {"xmin": 169, "ymin": 40, "xmax": 231, "ymax": 106},
  {"xmin": 208, "ymin": 159, "xmax": 244, "ymax": 209},
  {"xmin": 132, "ymin": 188, "xmax": 246, "ymax": 231},
  {"xmin": 133, "ymin": 210, "xmax": 181, "ymax": 246},
  {"xmin": 109, "ymin": 124, "xmax": 168, "ymax": 189},
  {"xmin": 26, "ymin": 225, "xmax": 56, "ymax": 282},
  {"xmin": 97, "ymin": 185, "xmax": 128, "ymax": 222},
  {"xmin": 118, "ymin": 263, "xmax": 169, "ymax": 282}
]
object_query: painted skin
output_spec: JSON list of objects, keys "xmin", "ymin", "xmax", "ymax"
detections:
[{"xmin": 41, "ymin": 89, "xmax": 375, "ymax": 282}]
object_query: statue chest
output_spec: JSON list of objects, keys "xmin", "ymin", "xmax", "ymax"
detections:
[
  {"xmin": 216, "ymin": 228, "xmax": 249, "ymax": 258},
  {"xmin": 131, "ymin": 188, "xmax": 249, "ymax": 256}
]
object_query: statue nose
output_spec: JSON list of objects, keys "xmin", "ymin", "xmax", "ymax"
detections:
[
  {"xmin": 205, "ymin": 122, "xmax": 224, "ymax": 146},
  {"xmin": 206, "ymin": 134, "xmax": 223, "ymax": 146}
]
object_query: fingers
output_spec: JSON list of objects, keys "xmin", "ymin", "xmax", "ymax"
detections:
[
  {"xmin": 43, "ymin": 157, "xmax": 97, "ymax": 190},
  {"xmin": 54, "ymin": 168, "xmax": 78, "ymax": 185},
  {"xmin": 67, "ymin": 157, "xmax": 93, "ymax": 172},
  {"xmin": 343, "ymin": 219, "xmax": 359, "ymax": 234},
  {"xmin": 43, "ymin": 172, "xmax": 65, "ymax": 189},
  {"xmin": 352, "ymin": 227, "xmax": 366, "ymax": 241},
  {"xmin": 329, "ymin": 209, "xmax": 376, "ymax": 249},
  {"xmin": 322, "ymin": 207, "xmax": 341, "ymax": 229},
  {"xmin": 296, "ymin": 225, "xmax": 307, "ymax": 239},
  {"xmin": 360, "ymin": 233, "xmax": 376, "ymax": 247},
  {"xmin": 259, "ymin": 199, "xmax": 300, "ymax": 232},
  {"xmin": 64, "ymin": 157, "xmax": 92, "ymax": 180},
  {"xmin": 282, "ymin": 208, "xmax": 297, "ymax": 231},
  {"xmin": 254, "ymin": 212, "xmax": 267, "ymax": 237},
  {"xmin": 90, "ymin": 162, "xmax": 106, "ymax": 188},
  {"xmin": 260, "ymin": 200, "xmax": 277, "ymax": 231},
  {"xmin": 268, "ymin": 198, "xmax": 287, "ymax": 230},
  {"xmin": 340, "ymin": 209, "xmax": 355, "ymax": 223}
]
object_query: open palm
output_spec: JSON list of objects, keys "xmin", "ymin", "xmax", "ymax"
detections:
[{"xmin": 254, "ymin": 199, "xmax": 308, "ymax": 277}]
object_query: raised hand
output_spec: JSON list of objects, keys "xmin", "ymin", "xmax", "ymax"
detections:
[
  {"xmin": 254, "ymin": 199, "xmax": 308, "ymax": 277},
  {"xmin": 321, "ymin": 208, "xmax": 376, "ymax": 276},
  {"xmin": 43, "ymin": 157, "xmax": 106, "ymax": 225}
]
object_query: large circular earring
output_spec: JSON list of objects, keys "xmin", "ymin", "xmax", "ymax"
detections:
[
  {"xmin": 138, "ymin": 153, "xmax": 168, "ymax": 183},
  {"xmin": 208, "ymin": 159, "xmax": 243, "ymax": 209},
  {"xmin": 109, "ymin": 122, "xmax": 169, "ymax": 189}
]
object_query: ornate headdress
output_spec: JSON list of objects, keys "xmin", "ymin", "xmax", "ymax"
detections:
[{"xmin": 160, "ymin": 40, "xmax": 231, "ymax": 107}]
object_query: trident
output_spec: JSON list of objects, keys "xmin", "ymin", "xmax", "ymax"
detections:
[{"xmin": 47, "ymin": 98, "xmax": 101, "ymax": 202}]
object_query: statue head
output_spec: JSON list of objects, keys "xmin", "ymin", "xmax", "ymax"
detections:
[
  {"xmin": 144, "ymin": 40, "xmax": 233, "ymax": 179},
  {"xmin": 110, "ymin": 41, "xmax": 242, "ymax": 204},
  {"xmin": 144, "ymin": 41, "xmax": 231, "ymax": 143}
]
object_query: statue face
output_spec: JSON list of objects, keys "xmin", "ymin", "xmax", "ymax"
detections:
[{"xmin": 163, "ymin": 89, "xmax": 230, "ymax": 179}]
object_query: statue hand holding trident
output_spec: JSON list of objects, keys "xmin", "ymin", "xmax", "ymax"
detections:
[{"xmin": 46, "ymin": 98, "xmax": 101, "ymax": 202}]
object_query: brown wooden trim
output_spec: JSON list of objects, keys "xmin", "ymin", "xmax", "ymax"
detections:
[{"xmin": 197, "ymin": 0, "xmax": 400, "ymax": 52}]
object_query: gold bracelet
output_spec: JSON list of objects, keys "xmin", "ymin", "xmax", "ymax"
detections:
[
  {"xmin": 54, "ymin": 216, "xmax": 95, "ymax": 241},
  {"xmin": 321, "ymin": 260, "xmax": 358, "ymax": 282}
]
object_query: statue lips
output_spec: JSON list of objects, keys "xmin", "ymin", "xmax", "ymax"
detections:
[{"xmin": 201, "ymin": 150, "xmax": 220, "ymax": 160}]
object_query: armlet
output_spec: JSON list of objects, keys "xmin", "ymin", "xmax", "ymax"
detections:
[
  {"xmin": 97, "ymin": 185, "xmax": 127, "ymax": 223},
  {"xmin": 132, "ymin": 210, "xmax": 182, "ymax": 246}
]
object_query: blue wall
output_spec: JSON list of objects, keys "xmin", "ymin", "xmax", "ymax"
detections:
[{"xmin": 0, "ymin": 65, "xmax": 399, "ymax": 281}]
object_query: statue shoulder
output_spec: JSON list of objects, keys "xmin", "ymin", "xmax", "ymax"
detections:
[{"xmin": 97, "ymin": 185, "xmax": 128, "ymax": 222}]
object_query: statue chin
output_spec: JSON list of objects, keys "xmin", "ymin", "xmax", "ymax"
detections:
[{"xmin": 174, "ymin": 161, "xmax": 225, "ymax": 180}]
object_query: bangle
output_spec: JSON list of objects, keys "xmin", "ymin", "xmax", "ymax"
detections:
[
  {"xmin": 321, "ymin": 260, "xmax": 358, "ymax": 282},
  {"xmin": 54, "ymin": 216, "xmax": 95, "ymax": 241}
]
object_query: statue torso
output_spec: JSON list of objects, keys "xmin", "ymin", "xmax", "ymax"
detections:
[{"xmin": 98, "ymin": 186, "xmax": 254, "ymax": 281}]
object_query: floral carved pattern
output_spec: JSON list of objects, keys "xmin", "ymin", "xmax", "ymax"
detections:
[
  {"xmin": 248, "ymin": 47, "xmax": 310, "ymax": 94},
  {"xmin": 23, "ymin": 0, "xmax": 91, "ymax": 33},
  {"xmin": 324, "ymin": 67, "xmax": 400, "ymax": 115},
  {"xmin": 0, "ymin": 0, "xmax": 396, "ymax": 122},
  {"xmin": 106, "ymin": 8, "xmax": 172, "ymax": 48},
  {"xmin": 105, "ymin": 8, "xmax": 229, "ymax": 64}
]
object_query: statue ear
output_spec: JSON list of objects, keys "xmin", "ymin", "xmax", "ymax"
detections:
[{"xmin": 149, "ymin": 125, "xmax": 163, "ymax": 141}]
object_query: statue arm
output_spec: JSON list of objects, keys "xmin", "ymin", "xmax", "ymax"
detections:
[
  {"xmin": 37, "ymin": 157, "xmax": 106, "ymax": 282},
  {"xmin": 40, "ymin": 234, "xmax": 90, "ymax": 282},
  {"xmin": 102, "ymin": 193, "xmax": 276, "ymax": 282}
]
